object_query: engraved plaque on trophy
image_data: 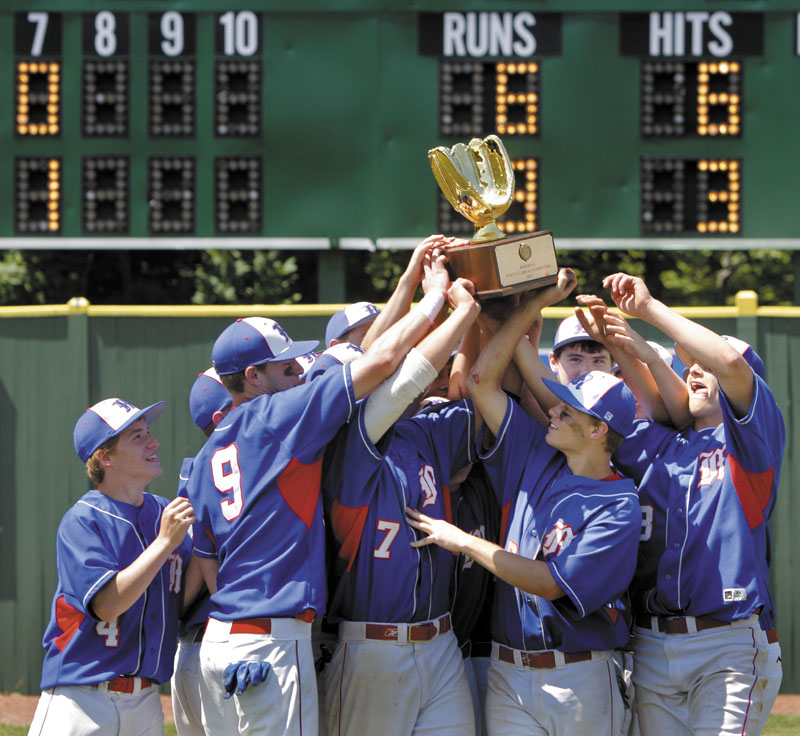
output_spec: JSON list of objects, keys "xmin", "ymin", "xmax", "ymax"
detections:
[{"xmin": 428, "ymin": 135, "xmax": 558, "ymax": 299}]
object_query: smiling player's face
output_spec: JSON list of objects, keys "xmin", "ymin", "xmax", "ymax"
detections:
[
  {"xmin": 551, "ymin": 346, "xmax": 613, "ymax": 385},
  {"xmin": 107, "ymin": 418, "xmax": 163, "ymax": 484},
  {"xmin": 685, "ymin": 361, "xmax": 723, "ymax": 425}
]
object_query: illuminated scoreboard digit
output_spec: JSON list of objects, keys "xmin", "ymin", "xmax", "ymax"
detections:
[
  {"xmin": 15, "ymin": 157, "xmax": 61, "ymax": 233},
  {"xmin": 640, "ymin": 60, "xmax": 742, "ymax": 137},
  {"xmin": 641, "ymin": 158, "xmax": 741, "ymax": 235},
  {"xmin": 14, "ymin": 12, "xmax": 61, "ymax": 137},
  {"xmin": 421, "ymin": 12, "xmax": 560, "ymax": 237},
  {"xmin": 439, "ymin": 61, "xmax": 539, "ymax": 138},
  {"xmin": 621, "ymin": 11, "xmax": 762, "ymax": 237},
  {"xmin": 3, "ymin": 5, "xmax": 800, "ymax": 245}
]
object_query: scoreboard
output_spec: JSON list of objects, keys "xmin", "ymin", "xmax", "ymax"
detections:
[{"xmin": 2, "ymin": 1, "xmax": 800, "ymax": 247}]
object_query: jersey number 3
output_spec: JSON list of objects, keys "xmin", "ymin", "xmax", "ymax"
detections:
[{"xmin": 212, "ymin": 444, "xmax": 243, "ymax": 522}]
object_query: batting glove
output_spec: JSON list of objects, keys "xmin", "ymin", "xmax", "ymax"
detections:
[{"xmin": 222, "ymin": 661, "xmax": 271, "ymax": 698}]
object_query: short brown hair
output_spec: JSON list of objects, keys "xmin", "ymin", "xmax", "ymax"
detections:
[
  {"xmin": 220, "ymin": 363, "xmax": 267, "ymax": 394},
  {"xmin": 587, "ymin": 415, "xmax": 625, "ymax": 454},
  {"xmin": 85, "ymin": 434, "xmax": 120, "ymax": 486},
  {"xmin": 553, "ymin": 340, "xmax": 609, "ymax": 361}
]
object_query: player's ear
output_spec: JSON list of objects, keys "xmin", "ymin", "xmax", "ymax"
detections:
[
  {"xmin": 212, "ymin": 408, "xmax": 228, "ymax": 426},
  {"xmin": 590, "ymin": 421, "xmax": 609, "ymax": 441},
  {"xmin": 243, "ymin": 365, "xmax": 260, "ymax": 384},
  {"xmin": 96, "ymin": 449, "xmax": 114, "ymax": 467}
]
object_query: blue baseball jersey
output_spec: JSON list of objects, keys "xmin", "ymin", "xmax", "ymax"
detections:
[
  {"xmin": 613, "ymin": 372, "xmax": 784, "ymax": 621},
  {"xmin": 481, "ymin": 396, "xmax": 640, "ymax": 653},
  {"xmin": 177, "ymin": 457, "xmax": 212, "ymax": 636},
  {"xmin": 186, "ymin": 363, "xmax": 356, "ymax": 619},
  {"xmin": 323, "ymin": 399, "xmax": 476, "ymax": 623},
  {"xmin": 40, "ymin": 491, "xmax": 192, "ymax": 688}
]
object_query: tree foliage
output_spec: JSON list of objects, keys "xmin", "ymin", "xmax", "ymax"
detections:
[{"xmin": 0, "ymin": 246, "xmax": 794, "ymax": 307}]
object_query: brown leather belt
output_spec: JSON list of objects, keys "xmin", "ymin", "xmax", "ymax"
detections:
[
  {"xmin": 364, "ymin": 614, "xmax": 451, "ymax": 642},
  {"xmin": 497, "ymin": 644, "xmax": 592, "ymax": 669},
  {"xmin": 227, "ymin": 609, "xmax": 316, "ymax": 636},
  {"xmin": 107, "ymin": 676, "xmax": 152, "ymax": 693},
  {"xmin": 636, "ymin": 614, "xmax": 730, "ymax": 634}
]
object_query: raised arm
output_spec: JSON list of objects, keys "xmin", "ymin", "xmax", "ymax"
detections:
[
  {"xmin": 604, "ymin": 272, "xmax": 754, "ymax": 416},
  {"xmin": 349, "ymin": 248, "xmax": 450, "ymax": 399},
  {"xmin": 360, "ymin": 234, "xmax": 463, "ymax": 350},
  {"xmin": 467, "ymin": 268, "xmax": 577, "ymax": 437},
  {"xmin": 574, "ymin": 295, "xmax": 685, "ymax": 426},
  {"xmin": 362, "ymin": 265, "xmax": 480, "ymax": 443}
]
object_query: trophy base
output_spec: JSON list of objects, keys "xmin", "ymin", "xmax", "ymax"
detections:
[{"xmin": 444, "ymin": 230, "xmax": 559, "ymax": 300}]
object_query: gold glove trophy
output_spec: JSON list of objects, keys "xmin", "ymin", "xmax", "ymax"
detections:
[{"xmin": 428, "ymin": 135, "xmax": 558, "ymax": 299}]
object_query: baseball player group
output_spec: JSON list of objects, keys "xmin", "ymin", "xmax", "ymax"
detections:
[{"xmin": 28, "ymin": 234, "xmax": 785, "ymax": 736}]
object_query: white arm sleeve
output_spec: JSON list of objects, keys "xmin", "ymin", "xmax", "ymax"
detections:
[{"xmin": 363, "ymin": 347, "xmax": 439, "ymax": 443}]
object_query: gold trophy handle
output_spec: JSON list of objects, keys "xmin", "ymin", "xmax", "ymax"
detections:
[{"xmin": 427, "ymin": 135, "xmax": 514, "ymax": 242}]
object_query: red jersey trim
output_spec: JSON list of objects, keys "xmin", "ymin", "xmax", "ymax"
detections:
[
  {"xmin": 442, "ymin": 484, "xmax": 453, "ymax": 524},
  {"xmin": 54, "ymin": 595, "xmax": 85, "ymax": 652},
  {"xmin": 276, "ymin": 457, "xmax": 323, "ymax": 532},
  {"xmin": 330, "ymin": 501, "xmax": 370, "ymax": 573},
  {"xmin": 729, "ymin": 455, "xmax": 774, "ymax": 530},
  {"xmin": 499, "ymin": 500, "xmax": 511, "ymax": 548}
]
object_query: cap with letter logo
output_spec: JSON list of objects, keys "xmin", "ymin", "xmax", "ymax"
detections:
[
  {"xmin": 552, "ymin": 314, "xmax": 602, "ymax": 352},
  {"xmin": 74, "ymin": 398, "xmax": 167, "ymax": 462},
  {"xmin": 325, "ymin": 302, "xmax": 380, "ymax": 348},
  {"xmin": 212, "ymin": 317, "xmax": 319, "ymax": 376},
  {"xmin": 543, "ymin": 371, "xmax": 635, "ymax": 436}
]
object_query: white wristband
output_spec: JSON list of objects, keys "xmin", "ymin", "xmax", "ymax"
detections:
[{"xmin": 414, "ymin": 290, "xmax": 446, "ymax": 324}]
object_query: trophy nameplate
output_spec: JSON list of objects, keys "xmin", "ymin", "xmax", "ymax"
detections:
[
  {"xmin": 428, "ymin": 134, "xmax": 559, "ymax": 299},
  {"xmin": 444, "ymin": 230, "xmax": 558, "ymax": 299}
]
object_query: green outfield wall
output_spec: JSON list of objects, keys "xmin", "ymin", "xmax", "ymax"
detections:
[{"xmin": 1, "ymin": 293, "xmax": 798, "ymax": 694}]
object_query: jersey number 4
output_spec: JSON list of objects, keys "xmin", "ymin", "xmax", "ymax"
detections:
[
  {"xmin": 212, "ymin": 444, "xmax": 243, "ymax": 522},
  {"xmin": 96, "ymin": 619, "xmax": 120, "ymax": 648}
]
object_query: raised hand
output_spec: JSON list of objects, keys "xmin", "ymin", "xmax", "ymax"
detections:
[
  {"xmin": 421, "ymin": 245, "xmax": 451, "ymax": 296},
  {"xmin": 602, "ymin": 272, "xmax": 654, "ymax": 317},
  {"xmin": 526, "ymin": 267, "xmax": 578, "ymax": 309},
  {"xmin": 158, "ymin": 496, "xmax": 195, "ymax": 550},
  {"xmin": 447, "ymin": 277, "xmax": 477, "ymax": 310}
]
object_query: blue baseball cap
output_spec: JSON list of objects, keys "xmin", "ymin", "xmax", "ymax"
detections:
[
  {"xmin": 188, "ymin": 367, "xmax": 232, "ymax": 429},
  {"xmin": 673, "ymin": 335, "xmax": 765, "ymax": 380},
  {"xmin": 304, "ymin": 342, "xmax": 365, "ymax": 382},
  {"xmin": 74, "ymin": 398, "xmax": 166, "ymax": 462},
  {"xmin": 552, "ymin": 314, "xmax": 602, "ymax": 352},
  {"xmin": 325, "ymin": 302, "xmax": 380, "ymax": 347},
  {"xmin": 212, "ymin": 317, "xmax": 318, "ymax": 376},
  {"xmin": 543, "ymin": 371, "xmax": 635, "ymax": 436}
]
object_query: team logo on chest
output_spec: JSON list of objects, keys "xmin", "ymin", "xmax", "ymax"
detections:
[
  {"xmin": 542, "ymin": 519, "xmax": 574, "ymax": 556},
  {"xmin": 698, "ymin": 447, "xmax": 726, "ymax": 486},
  {"xmin": 418, "ymin": 464, "xmax": 438, "ymax": 509},
  {"xmin": 168, "ymin": 552, "xmax": 184, "ymax": 594}
]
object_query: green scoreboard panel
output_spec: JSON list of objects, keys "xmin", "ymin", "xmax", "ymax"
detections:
[{"xmin": 2, "ymin": 1, "xmax": 800, "ymax": 246}]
